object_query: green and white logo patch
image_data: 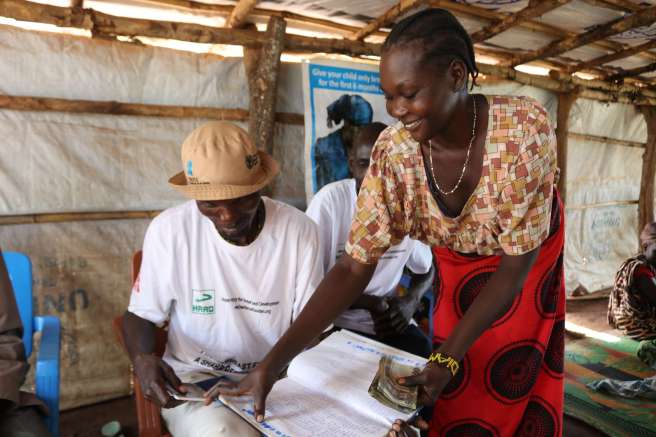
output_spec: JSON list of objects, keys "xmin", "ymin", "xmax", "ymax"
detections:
[{"xmin": 192, "ymin": 289, "xmax": 215, "ymax": 315}]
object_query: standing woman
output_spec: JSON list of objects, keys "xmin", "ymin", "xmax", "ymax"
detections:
[{"xmin": 210, "ymin": 8, "xmax": 565, "ymax": 437}]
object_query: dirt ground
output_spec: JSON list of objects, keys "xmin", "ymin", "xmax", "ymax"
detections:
[{"xmin": 60, "ymin": 297, "xmax": 614, "ymax": 437}]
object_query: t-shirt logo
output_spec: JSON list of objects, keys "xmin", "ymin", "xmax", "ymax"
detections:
[{"xmin": 192, "ymin": 289, "xmax": 215, "ymax": 315}]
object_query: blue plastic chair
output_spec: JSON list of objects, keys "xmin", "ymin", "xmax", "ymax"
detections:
[{"xmin": 3, "ymin": 252, "xmax": 61, "ymax": 437}]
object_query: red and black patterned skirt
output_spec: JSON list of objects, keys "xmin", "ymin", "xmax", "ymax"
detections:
[{"xmin": 429, "ymin": 191, "xmax": 565, "ymax": 437}]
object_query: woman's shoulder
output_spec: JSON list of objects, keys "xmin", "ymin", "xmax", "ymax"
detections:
[
  {"xmin": 370, "ymin": 121, "xmax": 420, "ymax": 163},
  {"xmin": 487, "ymin": 94, "xmax": 548, "ymax": 116},
  {"xmin": 488, "ymin": 95, "xmax": 551, "ymax": 132}
]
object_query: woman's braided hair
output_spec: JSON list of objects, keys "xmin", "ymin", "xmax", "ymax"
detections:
[{"xmin": 382, "ymin": 8, "xmax": 479, "ymax": 89}]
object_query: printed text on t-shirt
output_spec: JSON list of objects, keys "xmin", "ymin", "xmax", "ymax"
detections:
[{"xmin": 221, "ymin": 297, "xmax": 280, "ymax": 314}]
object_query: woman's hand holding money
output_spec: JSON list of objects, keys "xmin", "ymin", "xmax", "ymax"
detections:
[{"xmin": 397, "ymin": 363, "xmax": 453, "ymax": 405}]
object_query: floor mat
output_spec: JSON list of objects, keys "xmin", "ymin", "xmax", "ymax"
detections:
[{"xmin": 565, "ymin": 335, "xmax": 656, "ymax": 437}]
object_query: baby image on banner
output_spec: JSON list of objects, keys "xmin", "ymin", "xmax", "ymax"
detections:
[{"xmin": 302, "ymin": 60, "xmax": 394, "ymax": 201}]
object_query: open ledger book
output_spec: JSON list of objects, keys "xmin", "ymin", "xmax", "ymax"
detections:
[{"xmin": 218, "ymin": 330, "xmax": 427, "ymax": 437}]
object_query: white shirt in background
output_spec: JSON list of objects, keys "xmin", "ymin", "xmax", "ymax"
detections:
[
  {"xmin": 128, "ymin": 197, "xmax": 323, "ymax": 378},
  {"xmin": 306, "ymin": 178, "xmax": 432, "ymax": 334}
]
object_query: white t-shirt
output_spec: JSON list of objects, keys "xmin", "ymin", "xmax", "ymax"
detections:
[
  {"xmin": 128, "ymin": 197, "xmax": 323, "ymax": 378},
  {"xmin": 306, "ymin": 179, "xmax": 432, "ymax": 334}
]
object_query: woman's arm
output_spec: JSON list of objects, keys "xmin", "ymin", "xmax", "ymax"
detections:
[
  {"xmin": 401, "ymin": 249, "xmax": 538, "ymax": 402},
  {"xmin": 208, "ymin": 254, "xmax": 376, "ymax": 420}
]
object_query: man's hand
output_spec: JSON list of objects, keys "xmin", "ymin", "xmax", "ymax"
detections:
[
  {"xmin": 371, "ymin": 296, "xmax": 415, "ymax": 338},
  {"xmin": 134, "ymin": 353, "xmax": 186, "ymax": 408},
  {"xmin": 204, "ymin": 362, "xmax": 280, "ymax": 421}
]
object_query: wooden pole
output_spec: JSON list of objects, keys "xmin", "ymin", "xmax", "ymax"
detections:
[
  {"xmin": 477, "ymin": 64, "xmax": 656, "ymax": 106},
  {"xmin": 0, "ymin": 210, "xmax": 161, "ymax": 225},
  {"xmin": 566, "ymin": 40, "xmax": 656, "ymax": 74},
  {"xmin": 425, "ymin": 0, "xmax": 656, "ymax": 65},
  {"xmin": 470, "ymin": 0, "xmax": 572, "ymax": 43},
  {"xmin": 2, "ymin": 0, "xmax": 656, "ymax": 106},
  {"xmin": 228, "ymin": 0, "xmax": 259, "ymax": 28},
  {"xmin": 638, "ymin": 106, "xmax": 656, "ymax": 235},
  {"xmin": 568, "ymin": 132, "xmax": 646, "ymax": 149},
  {"xmin": 511, "ymin": 5, "xmax": 656, "ymax": 66},
  {"xmin": 245, "ymin": 16, "xmax": 286, "ymax": 154},
  {"xmin": 0, "ymin": 94, "xmax": 304, "ymax": 125},
  {"xmin": 352, "ymin": 0, "xmax": 425, "ymax": 41},
  {"xmin": 0, "ymin": 0, "xmax": 379, "ymax": 57},
  {"xmin": 125, "ymin": 0, "xmax": 390, "ymax": 38},
  {"xmin": 577, "ymin": 0, "xmax": 642, "ymax": 13},
  {"xmin": 556, "ymin": 92, "xmax": 579, "ymax": 202},
  {"xmin": 608, "ymin": 62, "xmax": 656, "ymax": 82}
]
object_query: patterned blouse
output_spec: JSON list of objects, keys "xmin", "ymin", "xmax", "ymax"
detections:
[{"xmin": 345, "ymin": 95, "xmax": 557, "ymax": 263}]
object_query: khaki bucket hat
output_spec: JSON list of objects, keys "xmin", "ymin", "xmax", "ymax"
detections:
[{"xmin": 169, "ymin": 122, "xmax": 279, "ymax": 200}]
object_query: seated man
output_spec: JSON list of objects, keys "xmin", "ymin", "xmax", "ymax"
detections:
[
  {"xmin": 608, "ymin": 221, "xmax": 656, "ymax": 340},
  {"xmin": 306, "ymin": 122, "xmax": 434, "ymax": 358},
  {"xmin": 0, "ymin": 247, "xmax": 51, "ymax": 437},
  {"xmin": 123, "ymin": 122, "xmax": 323, "ymax": 437}
]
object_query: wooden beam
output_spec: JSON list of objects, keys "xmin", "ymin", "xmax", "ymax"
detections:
[
  {"xmin": 228, "ymin": 0, "xmax": 258, "ymax": 28},
  {"xmin": 470, "ymin": 0, "xmax": 572, "ymax": 43},
  {"xmin": 141, "ymin": 0, "xmax": 389, "ymax": 38},
  {"xmin": 511, "ymin": 5, "xmax": 656, "ymax": 66},
  {"xmin": 478, "ymin": 64, "xmax": 656, "ymax": 105},
  {"xmin": 638, "ymin": 105, "xmax": 656, "ymax": 237},
  {"xmin": 426, "ymin": 0, "xmax": 655, "ymax": 65},
  {"xmin": 556, "ymin": 92, "xmax": 578, "ymax": 201},
  {"xmin": 2, "ymin": 0, "xmax": 656, "ymax": 106},
  {"xmin": 567, "ymin": 39, "xmax": 656, "ymax": 74},
  {"xmin": 548, "ymin": 70, "xmax": 656, "ymax": 99},
  {"xmin": 568, "ymin": 132, "xmax": 646, "ymax": 149},
  {"xmin": 577, "ymin": 0, "xmax": 642, "ymax": 13},
  {"xmin": 0, "ymin": 210, "xmax": 161, "ymax": 225},
  {"xmin": 608, "ymin": 62, "xmax": 656, "ymax": 82},
  {"xmin": 246, "ymin": 16, "xmax": 286, "ymax": 154},
  {"xmin": 352, "ymin": 0, "xmax": 425, "ymax": 41},
  {"xmin": 0, "ymin": 94, "xmax": 304, "ymax": 125},
  {"xmin": 565, "ymin": 199, "xmax": 639, "ymax": 210},
  {"xmin": 0, "ymin": 0, "xmax": 380, "ymax": 57}
]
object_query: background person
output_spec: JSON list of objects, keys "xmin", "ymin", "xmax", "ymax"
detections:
[
  {"xmin": 307, "ymin": 122, "xmax": 434, "ymax": 358},
  {"xmin": 608, "ymin": 221, "xmax": 656, "ymax": 340},
  {"xmin": 0, "ymin": 247, "xmax": 51, "ymax": 437},
  {"xmin": 122, "ymin": 122, "xmax": 323, "ymax": 437}
]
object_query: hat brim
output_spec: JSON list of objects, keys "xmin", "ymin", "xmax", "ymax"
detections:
[{"xmin": 168, "ymin": 151, "xmax": 280, "ymax": 201}]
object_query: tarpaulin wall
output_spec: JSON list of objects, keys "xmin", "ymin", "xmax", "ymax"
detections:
[{"xmin": 0, "ymin": 25, "xmax": 651, "ymax": 408}]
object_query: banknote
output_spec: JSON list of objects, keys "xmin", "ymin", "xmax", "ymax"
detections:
[{"xmin": 368, "ymin": 355, "xmax": 420, "ymax": 414}]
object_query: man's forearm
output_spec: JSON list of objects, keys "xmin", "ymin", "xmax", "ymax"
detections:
[
  {"xmin": 405, "ymin": 266, "xmax": 435, "ymax": 306},
  {"xmin": 122, "ymin": 310, "xmax": 158, "ymax": 363},
  {"xmin": 349, "ymin": 294, "xmax": 382, "ymax": 311}
]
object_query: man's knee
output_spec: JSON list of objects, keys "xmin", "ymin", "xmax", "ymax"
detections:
[{"xmin": 163, "ymin": 402, "xmax": 259, "ymax": 437}]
